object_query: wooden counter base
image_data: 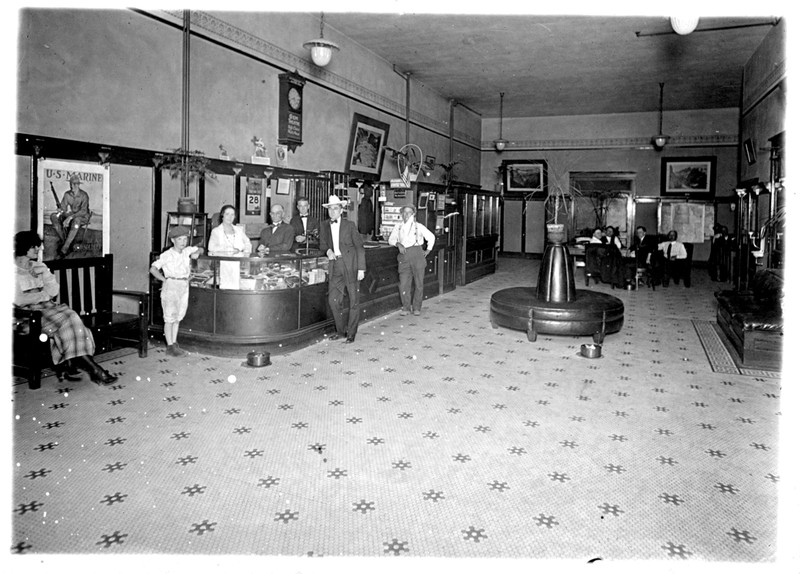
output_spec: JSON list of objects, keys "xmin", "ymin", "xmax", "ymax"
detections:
[{"xmin": 163, "ymin": 244, "xmax": 453, "ymax": 357}]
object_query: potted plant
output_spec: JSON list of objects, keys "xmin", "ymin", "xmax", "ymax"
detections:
[
  {"xmin": 438, "ymin": 160, "xmax": 461, "ymax": 190},
  {"xmin": 155, "ymin": 148, "xmax": 217, "ymax": 213},
  {"xmin": 540, "ymin": 155, "xmax": 581, "ymax": 243}
]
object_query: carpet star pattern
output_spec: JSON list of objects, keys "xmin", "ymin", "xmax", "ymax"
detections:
[
  {"xmin": 10, "ymin": 257, "xmax": 780, "ymax": 560},
  {"xmin": 462, "ymin": 526, "xmax": 488, "ymax": 543},
  {"xmin": 96, "ymin": 531, "xmax": 128, "ymax": 548},
  {"xmin": 189, "ymin": 519, "xmax": 217, "ymax": 535}
]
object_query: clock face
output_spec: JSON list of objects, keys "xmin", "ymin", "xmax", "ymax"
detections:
[{"xmin": 287, "ymin": 87, "xmax": 302, "ymax": 111}]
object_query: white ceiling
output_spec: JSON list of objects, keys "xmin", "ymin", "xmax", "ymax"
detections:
[{"xmin": 322, "ymin": 14, "xmax": 779, "ymax": 119}]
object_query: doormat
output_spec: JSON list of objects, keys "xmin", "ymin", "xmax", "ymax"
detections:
[{"xmin": 692, "ymin": 320, "xmax": 781, "ymax": 379}]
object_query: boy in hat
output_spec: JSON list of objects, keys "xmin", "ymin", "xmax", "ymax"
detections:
[
  {"xmin": 51, "ymin": 173, "xmax": 92, "ymax": 256},
  {"xmin": 150, "ymin": 226, "xmax": 204, "ymax": 356},
  {"xmin": 318, "ymin": 195, "xmax": 366, "ymax": 343},
  {"xmin": 388, "ymin": 204, "xmax": 436, "ymax": 316}
]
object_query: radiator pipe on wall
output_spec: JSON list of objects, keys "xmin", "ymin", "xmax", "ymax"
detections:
[
  {"xmin": 181, "ymin": 10, "xmax": 191, "ymax": 198},
  {"xmin": 449, "ymin": 99, "xmax": 455, "ymax": 164},
  {"xmin": 404, "ymin": 72, "xmax": 411, "ymax": 145}
]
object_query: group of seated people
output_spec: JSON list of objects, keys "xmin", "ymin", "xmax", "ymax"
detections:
[{"xmin": 583, "ymin": 225, "xmax": 691, "ymax": 288}]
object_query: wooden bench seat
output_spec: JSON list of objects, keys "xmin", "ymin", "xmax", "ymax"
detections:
[{"xmin": 12, "ymin": 254, "xmax": 148, "ymax": 389}]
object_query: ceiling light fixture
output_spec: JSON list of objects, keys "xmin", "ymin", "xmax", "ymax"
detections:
[
  {"xmin": 303, "ymin": 12, "xmax": 339, "ymax": 67},
  {"xmin": 652, "ymin": 82, "xmax": 670, "ymax": 151},
  {"xmin": 670, "ymin": 16, "xmax": 700, "ymax": 35},
  {"xmin": 494, "ymin": 92, "xmax": 508, "ymax": 152}
]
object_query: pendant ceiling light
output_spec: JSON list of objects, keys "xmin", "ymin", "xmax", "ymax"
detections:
[
  {"xmin": 303, "ymin": 12, "xmax": 339, "ymax": 67},
  {"xmin": 670, "ymin": 16, "xmax": 700, "ymax": 35},
  {"xmin": 652, "ymin": 82, "xmax": 670, "ymax": 150},
  {"xmin": 494, "ymin": 92, "xmax": 508, "ymax": 152}
]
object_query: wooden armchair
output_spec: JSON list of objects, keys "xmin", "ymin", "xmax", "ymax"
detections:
[{"xmin": 12, "ymin": 254, "xmax": 148, "ymax": 390}]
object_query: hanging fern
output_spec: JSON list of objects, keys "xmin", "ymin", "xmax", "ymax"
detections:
[{"xmin": 157, "ymin": 148, "xmax": 217, "ymax": 189}]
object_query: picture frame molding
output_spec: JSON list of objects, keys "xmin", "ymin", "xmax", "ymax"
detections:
[
  {"xmin": 345, "ymin": 113, "xmax": 390, "ymax": 182},
  {"xmin": 502, "ymin": 159, "xmax": 548, "ymax": 197},
  {"xmin": 660, "ymin": 156, "xmax": 716, "ymax": 200},
  {"xmin": 743, "ymin": 139, "xmax": 756, "ymax": 166}
]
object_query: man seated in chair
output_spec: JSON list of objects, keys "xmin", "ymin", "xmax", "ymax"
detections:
[
  {"xmin": 51, "ymin": 174, "xmax": 92, "ymax": 257},
  {"xmin": 658, "ymin": 230, "xmax": 688, "ymax": 287},
  {"xmin": 630, "ymin": 226, "xmax": 658, "ymax": 267}
]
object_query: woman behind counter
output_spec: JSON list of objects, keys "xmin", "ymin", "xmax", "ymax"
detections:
[
  {"xmin": 208, "ymin": 204, "xmax": 252, "ymax": 256},
  {"xmin": 13, "ymin": 231, "xmax": 118, "ymax": 385}
]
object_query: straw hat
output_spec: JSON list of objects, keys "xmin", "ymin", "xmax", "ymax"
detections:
[{"xmin": 322, "ymin": 195, "xmax": 348, "ymax": 208}]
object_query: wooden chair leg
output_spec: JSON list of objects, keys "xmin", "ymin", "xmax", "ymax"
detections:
[{"xmin": 29, "ymin": 368, "xmax": 42, "ymax": 390}]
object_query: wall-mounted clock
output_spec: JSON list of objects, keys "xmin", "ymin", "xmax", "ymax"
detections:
[
  {"xmin": 287, "ymin": 87, "xmax": 302, "ymax": 111},
  {"xmin": 278, "ymin": 72, "xmax": 305, "ymax": 152}
]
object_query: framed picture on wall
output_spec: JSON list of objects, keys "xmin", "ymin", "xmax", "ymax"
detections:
[
  {"xmin": 37, "ymin": 159, "xmax": 110, "ymax": 262},
  {"xmin": 660, "ymin": 156, "xmax": 716, "ymax": 200},
  {"xmin": 502, "ymin": 159, "xmax": 548, "ymax": 197},
  {"xmin": 345, "ymin": 113, "xmax": 390, "ymax": 181},
  {"xmin": 743, "ymin": 139, "xmax": 756, "ymax": 165}
]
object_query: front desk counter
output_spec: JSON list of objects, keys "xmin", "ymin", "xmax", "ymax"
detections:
[{"xmin": 169, "ymin": 238, "xmax": 451, "ymax": 356}]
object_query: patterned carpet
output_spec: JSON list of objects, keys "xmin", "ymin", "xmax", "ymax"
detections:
[
  {"xmin": 693, "ymin": 320, "xmax": 781, "ymax": 379},
  {"xmin": 9, "ymin": 257, "xmax": 789, "ymax": 567}
]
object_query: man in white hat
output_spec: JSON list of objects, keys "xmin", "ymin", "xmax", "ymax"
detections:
[
  {"xmin": 318, "ymin": 195, "xmax": 366, "ymax": 343},
  {"xmin": 51, "ymin": 173, "xmax": 92, "ymax": 257},
  {"xmin": 388, "ymin": 204, "xmax": 436, "ymax": 316}
]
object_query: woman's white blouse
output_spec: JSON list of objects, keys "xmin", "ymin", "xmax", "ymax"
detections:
[{"xmin": 208, "ymin": 224, "xmax": 252, "ymax": 255}]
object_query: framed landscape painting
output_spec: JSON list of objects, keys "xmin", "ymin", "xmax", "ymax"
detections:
[
  {"xmin": 661, "ymin": 156, "xmax": 716, "ymax": 199},
  {"xmin": 503, "ymin": 159, "xmax": 548, "ymax": 197}
]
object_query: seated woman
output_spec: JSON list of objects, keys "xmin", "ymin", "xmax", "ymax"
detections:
[
  {"xmin": 589, "ymin": 227, "xmax": 605, "ymax": 243},
  {"xmin": 207, "ymin": 204, "xmax": 252, "ymax": 256},
  {"xmin": 604, "ymin": 226, "xmax": 623, "ymax": 249},
  {"xmin": 13, "ymin": 231, "xmax": 117, "ymax": 385}
]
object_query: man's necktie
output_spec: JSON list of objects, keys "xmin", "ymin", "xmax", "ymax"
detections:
[{"xmin": 667, "ymin": 244, "xmax": 672, "ymax": 259}]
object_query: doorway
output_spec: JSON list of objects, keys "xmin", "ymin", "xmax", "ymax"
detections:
[{"xmin": 569, "ymin": 172, "xmax": 635, "ymax": 246}]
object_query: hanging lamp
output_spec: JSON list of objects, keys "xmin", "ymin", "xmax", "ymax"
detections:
[
  {"xmin": 303, "ymin": 12, "xmax": 340, "ymax": 67},
  {"xmin": 670, "ymin": 16, "xmax": 700, "ymax": 35},
  {"xmin": 493, "ymin": 92, "xmax": 508, "ymax": 152},
  {"xmin": 652, "ymin": 82, "xmax": 670, "ymax": 150}
]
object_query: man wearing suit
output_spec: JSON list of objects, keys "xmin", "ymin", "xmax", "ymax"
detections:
[
  {"xmin": 630, "ymin": 225, "xmax": 663, "ymax": 286},
  {"xmin": 257, "ymin": 204, "xmax": 295, "ymax": 254},
  {"xmin": 318, "ymin": 195, "xmax": 366, "ymax": 343},
  {"xmin": 289, "ymin": 196, "xmax": 320, "ymax": 249},
  {"xmin": 630, "ymin": 226, "xmax": 659, "ymax": 267}
]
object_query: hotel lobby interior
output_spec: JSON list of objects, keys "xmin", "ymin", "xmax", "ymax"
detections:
[{"xmin": 9, "ymin": 8, "xmax": 795, "ymax": 571}]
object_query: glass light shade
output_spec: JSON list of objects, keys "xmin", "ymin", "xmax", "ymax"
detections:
[
  {"xmin": 670, "ymin": 16, "xmax": 700, "ymax": 35},
  {"xmin": 303, "ymin": 39, "xmax": 339, "ymax": 67},
  {"xmin": 494, "ymin": 139, "xmax": 508, "ymax": 152},
  {"xmin": 652, "ymin": 135, "xmax": 669, "ymax": 149}
]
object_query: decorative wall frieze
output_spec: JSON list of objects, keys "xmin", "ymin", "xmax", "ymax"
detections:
[
  {"xmin": 159, "ymin": 10, "xmax": 477, "ymax": 146},
  {"xmin": 742, "ymin": 57, "xmax": 786, "ymax": 114},
  {"xmin": 480, "ymin": 133, "xmax": 738, "ymax": 151}
]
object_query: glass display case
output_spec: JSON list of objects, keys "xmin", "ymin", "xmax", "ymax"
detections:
[{"xmin": 189, "ymin": 253, "xmax": 329, "ymax": 291}]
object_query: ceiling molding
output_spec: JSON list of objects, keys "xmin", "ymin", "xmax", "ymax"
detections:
[
  {"xmin": 159, "ymin": 10, "xmax": 475, "ymax": 146},
  {"xmin": 480, "ymin": 134, "xmax": 738, "ymax": 152}
]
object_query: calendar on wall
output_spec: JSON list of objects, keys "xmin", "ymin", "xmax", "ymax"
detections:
[{"xmin": 245, "ymin": 177, "xmax": 263, "ymax": 216}]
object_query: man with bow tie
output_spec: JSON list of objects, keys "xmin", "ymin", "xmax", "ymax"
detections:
[
  {"xmin": 289, "ymin": 196, "xmax": 320, "ymax": 249},
  {"xmin": 257, "ymin": 204, "xmax": 295, "ymax": 254},
  {"xmin": 318, "ymin": 195, "xmax": 366, "ymax": 343}
]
